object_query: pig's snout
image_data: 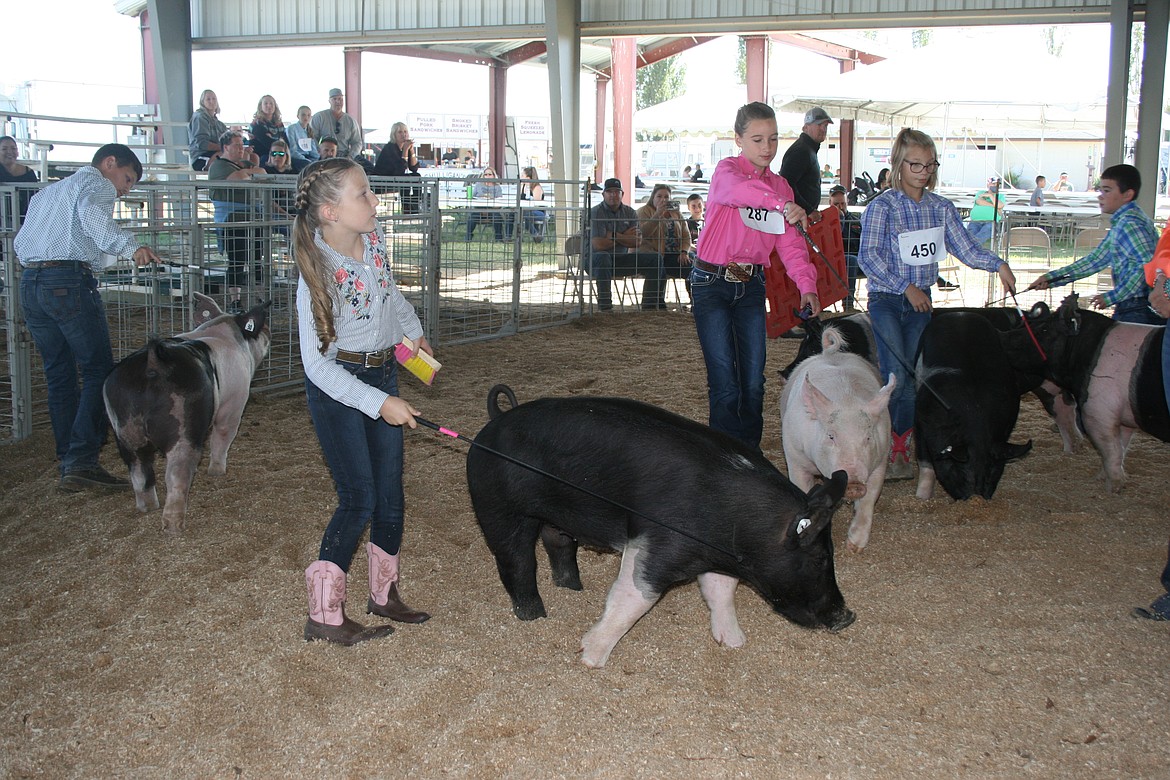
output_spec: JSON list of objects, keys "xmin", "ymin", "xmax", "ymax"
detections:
[
  {"xmin": 826, "ymin": 608, "xmax": 856, "ymax": 633},
  {"xmin": 845, "ymin": 481, "xmax": 867, "ymax": 500}
]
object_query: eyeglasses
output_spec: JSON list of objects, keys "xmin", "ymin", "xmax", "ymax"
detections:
[
  {"xmin": 904, "ymin": 160, "xmax": 941, "ymax": 173},
  {"xmin": 271, "ymin": 151, "xmax": 286, "ymax": 157}
]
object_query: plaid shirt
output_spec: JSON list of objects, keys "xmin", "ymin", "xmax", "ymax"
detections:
[
  {"xmin": 1042, "ymin": 201, "xmax": 1157, "ymax": 306},
  {"xmin": 858, "ymin": 188, "xmax": 1003, "ymax": 295},
  {"xmin": 15, "ymin": 165, "xmax": 141, "ymax": 272}
]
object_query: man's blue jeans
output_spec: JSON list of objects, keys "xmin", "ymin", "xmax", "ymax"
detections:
[
  {"xmin": 867, "ymin": 290, "xmax": 932, "ymax": 435},
  {"xmin": 306, "ymin": 362, "xmax": 405, "ymax": 571},
  {"xmin": 588, "ymin": 250, "xmax": 665, "ymax": 309},
  {"xmin": 690, "ymin": 266, "xmax": 767, "ymax": 448},
  {"xmin": 20, "ymin": 265, "xmax": 114, "ymax": 475}
]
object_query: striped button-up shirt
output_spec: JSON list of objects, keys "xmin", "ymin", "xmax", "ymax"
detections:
[
  {"xmin": 858, "ymin": 188, "xmax": 1003, "ymax": 295},
  {"xmin": 1042, "ymin": 201, "xmax": 1157, "ymax": 306},
  {"xmin": 14, "ymin": 165, "xmax": 141, "ymax": 272},
  {"xmin": 296, "ymin": 225, "xmax": 424, "ymax": 419}
]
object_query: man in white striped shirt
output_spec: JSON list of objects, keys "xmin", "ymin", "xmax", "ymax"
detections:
[{"xmin": 16, "ymin": 143, "xmax": 160, "ymax": 492}]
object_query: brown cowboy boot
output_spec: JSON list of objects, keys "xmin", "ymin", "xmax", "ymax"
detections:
[
  {"xmin": 367, "ymin": 542, "xmax": 431, "ymax": 624},
  {"xmin": 304, "ymin": 560, "xmax": 394, "ymax": 645}
]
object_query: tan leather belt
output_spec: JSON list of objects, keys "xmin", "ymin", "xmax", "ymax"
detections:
[
  {"xmin": 693, "ymin": 258, "xmax": 755, "ymax": 282},
  {"xmin": 335, "ymin": 346, "xmax": 396, "ymax": 368}
]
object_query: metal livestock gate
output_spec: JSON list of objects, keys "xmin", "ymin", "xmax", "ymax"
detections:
[{"xmin": 0, "ymin": 175, "xmax": 599, "ymax": 444}]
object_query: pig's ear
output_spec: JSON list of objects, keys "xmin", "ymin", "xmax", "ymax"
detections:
[
  {"xmin": 788, "ymin": 470, "xmax": 847, "ymax": 548},
  {"xmin": 191, "ymin": 292, "xmax": 221, "ymax": 325},
  {"xmin": 995, "ymin": 439, "xmax": 1032, "ymax": 463},
  {"xmin": 237, "ymin": 301, "xmax": 270, "ymax": 340},
  {"xmin": 801, "ymin": 378, "xmax": 832, "ymax": 421},
  {"xmin": 864, "ymin": 374, "xmax": 896, "ymax": 417}
]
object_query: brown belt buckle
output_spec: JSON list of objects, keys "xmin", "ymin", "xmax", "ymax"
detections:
[{"xmin": 725, "ymin": 262, "xmax": 753, "ymax": 283}]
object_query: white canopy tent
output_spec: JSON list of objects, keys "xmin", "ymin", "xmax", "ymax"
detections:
[{"xmin": 775, "ymin": 39, "xmax": 1121, "ymax": 136}]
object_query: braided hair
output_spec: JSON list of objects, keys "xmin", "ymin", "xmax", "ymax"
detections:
[{"xmin": 293, "ymin": 157, "xmax": 362, "ymax": 353}]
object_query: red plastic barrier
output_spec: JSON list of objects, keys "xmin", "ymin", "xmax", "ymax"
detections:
[{"xmin": 764, "ymin": 206, "xmax": 850, "ymax": 338}]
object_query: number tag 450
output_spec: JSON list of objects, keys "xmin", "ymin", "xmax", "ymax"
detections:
[
  {"xmin": 898, "ymin": 225, "xmax": 945, "ymax": 266},
  {"xmin": 739, "ymin": 206, "xmax": 786, "ymax": 235}
]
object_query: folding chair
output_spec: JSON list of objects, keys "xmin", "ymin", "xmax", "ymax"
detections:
[{"xmin": 1003, "ymin": 226, "xmax": 1053, "ymax": 305}]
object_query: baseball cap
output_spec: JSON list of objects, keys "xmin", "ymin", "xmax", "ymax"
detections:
[
  {"xmin": 603, "ymin": 177, "xmax": 623, "ymax": 192},
  {"xmin": 328, "ymin": 88, "xmax": 343, "ymax": 98},
  {"xmin": 803, "ymin": 107, "xmax": 834, "ymax": 125},
  {"xmin": 829, "ymin": 185, "xmax": 847, "ymax": 195}
]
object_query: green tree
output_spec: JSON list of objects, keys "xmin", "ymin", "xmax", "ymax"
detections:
[
  {"xmin": 637, "ymin": 55, "xmax": 687, "ymax": 110},
  {"xmin": 911, "ymin": 29, "xmax": 931, "ymax": 48},
  {"xmin": 1129, "ymin": 23, "xmax": 1144, "ymax": 99},
  {"xmin": 736, "ymin": 38, "xmax": 746, "ymax": 85},
  {"xmin": 1044, "ymin": 26, "xmax": 1066, "ymax": 57}
]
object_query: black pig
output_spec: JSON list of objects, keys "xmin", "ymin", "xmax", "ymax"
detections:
[{"xmin": 466, "ymin": 386, "xmax": 853, "ymax": 668}]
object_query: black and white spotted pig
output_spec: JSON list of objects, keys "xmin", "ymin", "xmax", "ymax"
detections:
[
  {"xmin": 103, "ymin": 293, "xmax": 270, "ymax": 534},
  {"xmin": 466, "ymin": 386, "xmax": 854, "ymax": 669}
]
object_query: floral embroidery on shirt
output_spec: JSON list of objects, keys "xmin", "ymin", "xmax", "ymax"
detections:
[
  {"xmin": 334, "ymin": 265, "xmax": 373, "ymax": 319},
  {"xmin": 367, "ymin": 230, "xmax": 393, "ymax": 290},
  {"xmin": 331, "ymin": 232, "xmax": 395, "ymax": 319}
]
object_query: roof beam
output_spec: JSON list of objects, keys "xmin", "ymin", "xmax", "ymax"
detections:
[
  {"xmin": 598, "ymin": 35, "xmax": 717, "ymax": 77},
  {"xmin": 769, "ymin": 32, "xmax": 884, "ymax": 66},
  {"xmin": 498, "ymin": 40, "xmax": 548, "ymax": 66},
  {"xmin": 357, "ymin": 45, "xmax": 496, "ymax": 67}
]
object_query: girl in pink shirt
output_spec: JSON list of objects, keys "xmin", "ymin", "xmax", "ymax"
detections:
[{"xmin": 691, "ymin": 102, "xmax": 821, "ymax": 448}]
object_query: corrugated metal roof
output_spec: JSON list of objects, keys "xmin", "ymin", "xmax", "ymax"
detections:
[{"xmin": 117, "ymin": 0, "xmax": 1142, "ymax": 53}]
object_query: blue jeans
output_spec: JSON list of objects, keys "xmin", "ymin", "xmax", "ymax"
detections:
[
  {"xmin": 306, "ymin": 362, "xmax": 405, "ymax": 571},
  {"xmin": 965, "ymin": 220, "xmax": 995, "ymax": 245},
  {"xmin": 690, "ymin": 267, "xmax": 767, "ymax": 448},
  {"xmin": 845, "ymin": 253, "xmax": 860, "ymax": 306},
  {"xmin": 588, "ymin": 250, "xmax": 665, "ymax": 309},
  {"xmin": 20, "ymin": 266, "xmax": 114, "ymax": 474},
  {"xmin": 1113, "ymin": 296, "xmax": 1167, "ymax": 326},
  {"xmin": 466, "ymin": 210, "xmax": 504, "ymax": 241},
  {"xmin": 867, "ymin": 290, "xmax": 932, "ymax": 434}
]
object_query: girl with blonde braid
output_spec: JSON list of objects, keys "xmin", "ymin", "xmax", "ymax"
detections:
[{"xmin": 294, "ymin": 157, "xmax": 433, "ymax": 645}]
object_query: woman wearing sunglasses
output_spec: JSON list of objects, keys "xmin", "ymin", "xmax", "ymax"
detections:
[
  {"xmin": 857, "ymin": 128, "xmax": 1016, "ymax": 480},
  {"xmin": 264, "ymin": 139, "xmax": 294, "ymax": 174}
]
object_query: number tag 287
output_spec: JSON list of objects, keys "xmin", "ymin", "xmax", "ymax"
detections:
[{"xmin": 739, "ymin": 206, "xmax": 786, "ymax": 235}]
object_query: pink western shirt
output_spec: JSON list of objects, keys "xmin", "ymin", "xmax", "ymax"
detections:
[{"xmin": 694, "ymin": 153, "xmax": 818, "ymax": 295}]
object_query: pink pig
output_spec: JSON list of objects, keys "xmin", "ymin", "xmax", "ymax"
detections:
[{"xmin": 780, "ymin": 327, "xmax": 896, "ymax": 552}]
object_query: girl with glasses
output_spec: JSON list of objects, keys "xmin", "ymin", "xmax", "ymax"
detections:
[{"xmin": 857, "ymin": 128, "xmax": 1016, "ymax": 480}]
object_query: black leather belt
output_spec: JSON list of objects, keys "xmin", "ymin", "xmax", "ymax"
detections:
[
  {"xmin": 693, "ymin": 258, "xmax": 756, "ymax": 282},
  {"xmin": 23, "ymin": 260, "xmax": 92, "ymax": 274},
  {"xmin": 335, "ymin": 346, "xmax": 397, "ymax": 368}
]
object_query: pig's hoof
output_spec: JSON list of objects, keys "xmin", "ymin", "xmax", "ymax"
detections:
[
  {"xmin": 715, "ymin": 628, "xmax": 746, "ymax": 649},
  {"xmin": 207, "ymin": 464, "xmax": 227, "ymax": 477},
  {"xmin": 846, "ymin": 540, "xmax": 865, "ymax": 554},
  {"xmin": 552, "ymin": 573, "xmax": 583, "ymax": 591},
  {"xmin": 512, "ymin": 601, "xmax": 547, "ymax": 621},
  {"xmin": 579, "ymin": 644, "xmax": 609, "ymax": 669}
]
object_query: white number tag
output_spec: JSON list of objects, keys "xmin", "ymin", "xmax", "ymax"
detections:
[
  {"xmin": 739, "ymin": 206, "xmax": 785, "ymax": 235},
  {"xmin": 898, "ymin": 226, "xmax": 945, "ymax": 266},
  {"xmin": 298, "ymin": 137, "xmax": 314, "ymax": 152}
]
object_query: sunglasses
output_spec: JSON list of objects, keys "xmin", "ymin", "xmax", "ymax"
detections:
[
  {"xmin": 335, "ymin": 122, "xmax": 342, "ymax": 133},
  {"xmin": 271, "ymin": 152, "xmax": 287, "ymax": 157}
]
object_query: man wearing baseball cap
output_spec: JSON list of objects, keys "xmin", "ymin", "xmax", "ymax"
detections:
[
  {"xmin": 310, "ymin": 88, "xmax": 365, "ymax": 160},
  {"xmin": 588, "ymin": 177, "xmax": 666, "ymax": 310},
  {"xmin": 780, "ymin": 106, "xmax": 834, "ymax": 214}
]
